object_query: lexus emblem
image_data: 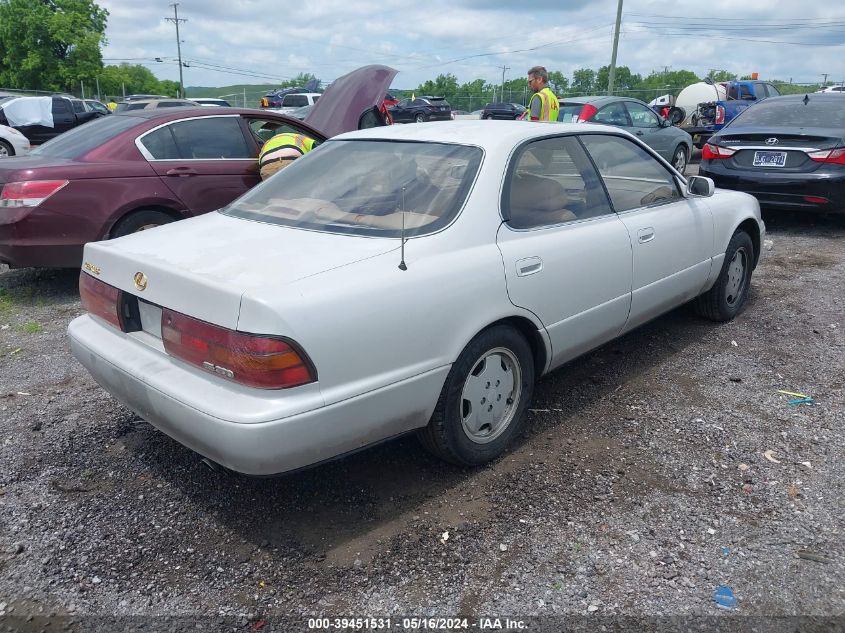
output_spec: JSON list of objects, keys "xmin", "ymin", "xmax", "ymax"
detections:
[
  {"xmin": 765, "ymin": 137, "xmax": 779, "ymax": 145},
  {"xmin": 133, "ymin": 271, "xmax": 148, "ymax": 291}
]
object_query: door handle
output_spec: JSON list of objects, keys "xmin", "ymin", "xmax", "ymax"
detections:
[
  {"xmin": 635, "ymin": 131, "xmax": 644, "ymax": 136},
  {"xmin": 165, "ymin": 167, "xmax": 198, "ymax": 177},
  {"xmin": 638, "ymin": 227, "xmax": 655, "ymax": 243},
  {"xmin": 516, "ymin": 256, "xmax": 543, "ymax": 277}
]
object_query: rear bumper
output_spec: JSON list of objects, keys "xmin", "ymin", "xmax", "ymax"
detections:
[
  {"xmin": 68, "ymin": 314, "xmax": 449, "ymax": 475},
  {"xmin": 0, "ymin": 208, "xmax": 85, "ymax": 268},
  {"xmin": 701, "ymin": 163, "xmax": 845, "ymax": 214}
]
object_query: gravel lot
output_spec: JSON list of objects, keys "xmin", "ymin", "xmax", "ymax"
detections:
[{"xmin": 0, "ymin": 209, "xmax": 843, "ymax": 632}]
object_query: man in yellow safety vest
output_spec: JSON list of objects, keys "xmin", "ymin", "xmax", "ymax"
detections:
[
  {"xmin": 258, "ymin": 132, "xmax": 317, "ymax": 180},
  {"xmin": 526, "ymin": 66, "xmax": 559, "ymax": 122}
]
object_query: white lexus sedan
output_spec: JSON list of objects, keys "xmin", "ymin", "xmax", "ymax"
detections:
[{"xmin": 68, "ymin": 121, "xmax": 765, "ymax": 476}]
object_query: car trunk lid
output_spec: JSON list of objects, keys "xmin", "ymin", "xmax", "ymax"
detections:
[{"xmin": 81, "ymin": 211, "xmax": 397, "ymax": 331}]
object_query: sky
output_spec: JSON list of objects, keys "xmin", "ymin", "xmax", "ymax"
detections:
[{"xmin": 98, "ymin": 0, "xmax": 845, "ymax": 92}]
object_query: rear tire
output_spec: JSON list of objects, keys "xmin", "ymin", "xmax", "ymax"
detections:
[
  {"xmin": 694, "ymin": 230, "xmax": 754, "ymax": 321},
  {"xmin": 483, "ymin": 114, "xmax": 493, "ymax": 120},
  {"xmin": 418, "ymin": 325, "xmax": 535, "ymax": 466},
  {"xmin": 111, "ymin": 209, "xmax": 176, "ymax": 238},
  {"xmin": 414, "ymin": 113, "xmax": 426, "ymax": 123},
  {"xmin": 0, "ymin": 139, "xmax": 14, "ymax": 157},
  {"xmin": 671, "ymin": 145, "xmax": 689, "ymax": 173}
]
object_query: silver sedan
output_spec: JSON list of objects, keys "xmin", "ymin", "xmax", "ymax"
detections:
[
  {"xmin": 558, "ymin": 95, "xmax": 694, "ymax": 173},
  {"xmin": 69, "ymin": 121, "xmax": 764, "ymax": 475}
]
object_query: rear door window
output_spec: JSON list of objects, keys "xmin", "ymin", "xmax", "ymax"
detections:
[
  {"xmin": 593, "ymin": 103, "xmax": 629, "ymax": 126},
  {"xmin": 140, "ymin": 116, "xmax": 252, "ymax": 160},
  {"xmin": 71, "ymin": 100, "xmax": 86, "ymax": 114},
  {"xmin": 52, "ymin": 99, "xmax": 71, "ymax": 115},
  {"xmin": 504, "ymin": 135, "xmax": 613, "ymax": 229}
]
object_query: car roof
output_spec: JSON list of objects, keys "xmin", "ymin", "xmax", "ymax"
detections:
[
  {"xmin": 335, "ymin": 119, "xmax": 627, "ymax": 149},
  {"xmin": 761, "ymin": 93, "xmax": 844, "ymax": 103},
  {"xmin": 106, "ymin": 107, "xmax": 329, "ymax": 140},
  {"xmin": 559, "ymin": 95, "xmax": 643, "ymax": 106},
  {"xmin": 125, "ymin": 98, "xmax": 198, "ymax": 105}
]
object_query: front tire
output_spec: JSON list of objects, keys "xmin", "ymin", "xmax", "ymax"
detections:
[
  {"xmin": 0, "ymin": 139, "xmax": 14, "ymax": 157},
  {"xmin": 694, "ymin": 230, "xmax": 754, "ymax": 321},
  {"xmin": 418, "ymin": 325, "xmax": 535, "ymax": 466}
]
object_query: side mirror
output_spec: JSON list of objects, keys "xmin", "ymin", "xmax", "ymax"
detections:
[
  {"xmin": 659, "ymin": 117, "xmax": 670, "ymax": 127},
  {"xmin": 687, "ymin": 175, "xmax": 715, "ymax": 197}
]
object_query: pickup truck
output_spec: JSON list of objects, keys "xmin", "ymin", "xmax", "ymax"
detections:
[
  {"xmin": 678, "ymin": 80, "xmax": 781, "ymax": 148},
  {"xmin": 0, "ymin": 95, "xmax": 105, "ymax": 145}
]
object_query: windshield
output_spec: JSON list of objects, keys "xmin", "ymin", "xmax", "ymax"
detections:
[
  {"xmin": 730, "ymin": 98, "xmax": 845, "ymax": 128},
  {"xmin": 31, "ymin": 115, "xmax": 139, "ymax": 158},
  {"xmin": 224, "ymin": 139, "xmax": 483, "ymax": 238}
]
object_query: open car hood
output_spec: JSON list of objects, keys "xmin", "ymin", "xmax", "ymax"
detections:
[{"xmin": 305, "ymin": 65, "xmax": 397, "ymax": 138}]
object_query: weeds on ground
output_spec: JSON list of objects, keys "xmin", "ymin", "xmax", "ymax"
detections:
[{"xmin": 17, "ymin": 321, "xmax": 42, "ymax": 334}]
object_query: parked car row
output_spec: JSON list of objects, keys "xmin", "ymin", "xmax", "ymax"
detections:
[{"xmin": 0, "ymin": 95, "xmax": 108, "ymax": 145}]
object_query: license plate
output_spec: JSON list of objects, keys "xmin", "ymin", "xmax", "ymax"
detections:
[
  {"xmin": 753, "ymin": 150, "xmax": 787, "ymax": 167},
  {"xmin": 138, "ymin": 300, "xmax": 162, "ymax": 339}
]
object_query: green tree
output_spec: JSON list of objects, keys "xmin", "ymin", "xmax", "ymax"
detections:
[
  {"xmin": 0, "ymin": 0, "xmax": 108, "ymax": 91},
  {"xmin": 707, "ymin": 69, "xmax": 736, "ymax": 83},
  {"xmin": 570, "ymin": 68, "xmax": 596, "ymax": 95},
  {"xmin": 547, "ymin": 70, "xmax": 569, "ymax": 95},
  {"xmin": 595, "ymin": 65, "xmax": 642, "ymax": 96},
  {"xmin": 416, "ymin": 73, "xmax": 459, "ymax": 101}
]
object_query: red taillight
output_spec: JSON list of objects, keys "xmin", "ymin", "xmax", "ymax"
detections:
[
  {"xmin": 807, "ymin": 147, "xmax": 845, "ymax": 164},
  {"xmin": 803, "ymin": 196, "xmax": 830, "ymax": 204},
  {"xmin": 702, "ymin": 143, "xmax": 736, "ymax": 160},
  {"xmin": 161, "ymin": 309, "xmax": 315, "ymax": 389},
  {"xmin": 0, "ymin": 180, "xmax": 68, "ymax": 208},
  {"xmin": 714, "ymin": 105, "xmax": 726, "ymax": 125},
  {"xmin": 577, "ymin": 104, "xmax": 598, "ymax": 123},
  {"xmin": 79, "ymin": 273, "xmax": 123, "ymax": 330}
]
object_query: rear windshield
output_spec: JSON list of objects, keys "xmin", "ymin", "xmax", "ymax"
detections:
[
  {"xmin": 31, "ymin": 115, "xmax": 139, "ymax": 158},
  {"xmin": 730, "ymin": 98, "xmax": 845, "ymax": 128},
  {"xmin": 558, "ymin": 104, "xmax": 586, "ymax": 123},
  {"xmin": 224, "ymin": 139, "xmax": 482, "ymax": 238}
]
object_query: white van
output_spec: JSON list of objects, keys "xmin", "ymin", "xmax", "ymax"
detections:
[{"xmin": 271, "ymin": 93, "xmax": 321, "ymax": 113}]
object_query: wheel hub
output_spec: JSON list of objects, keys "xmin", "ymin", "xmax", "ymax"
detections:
[
  {"xmin": 460, "ymin": 347, "xmax": 521, "ymax": 444},
  {"xmin": 725, "ymin": 247, "xmax": 747, "ymax": 306}
]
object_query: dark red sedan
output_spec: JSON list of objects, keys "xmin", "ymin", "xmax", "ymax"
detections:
[{"xmin": 0, "ymin": 65, "xmax": 396, "ymax": 269}]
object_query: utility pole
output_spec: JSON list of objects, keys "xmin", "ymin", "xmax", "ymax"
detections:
[
  {"xmin": 821, "ymin": 73, "xmax": 829, "ymax": 86},
  {"xmin": 497, "ymin": 65, "xmax": 510, "ymax": 102},
  {"xmin": 165, "ymin": 4, "xmax": 187, "ymax": 98},
  {"xmin": 607, "ymin": 0, "xmax": 624, "ymax": 96}
]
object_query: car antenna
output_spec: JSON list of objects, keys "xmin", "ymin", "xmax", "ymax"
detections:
[{"xmin": 398, "ymin": 185, "xmax": 408, "ymax": 271}]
